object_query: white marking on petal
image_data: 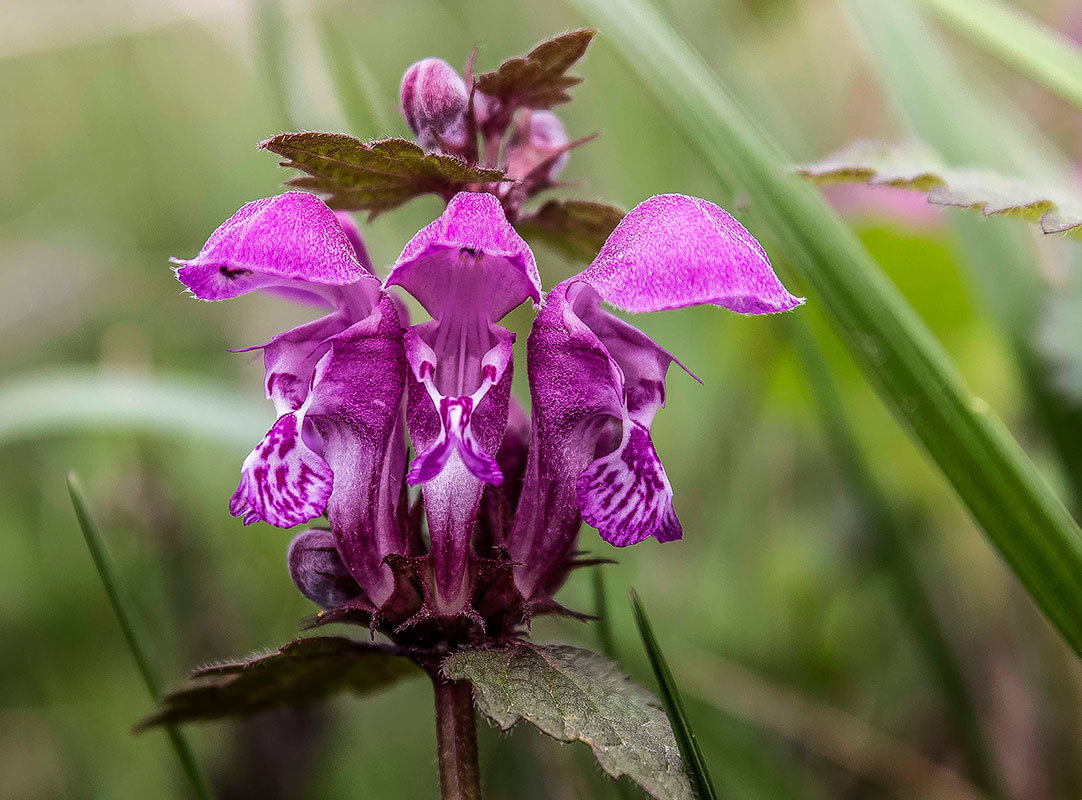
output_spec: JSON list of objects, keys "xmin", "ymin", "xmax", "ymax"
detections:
[
  {"xmin": 576, "ymin": 420, "xmax": 682, "ymax": 546},
  {"xmin": 230, "ymin": 411, "xmax": 333, "ymax": 527}
]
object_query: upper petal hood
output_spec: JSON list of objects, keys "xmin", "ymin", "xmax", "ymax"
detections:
[
  {"xmin": 173, "ymin": 192, "xmax": 378, "ymax": 305},
  {"xmin": 386, "ymin": 191, "xmax": 541, "ymax": 320},
  {"xmin": 577, "ymin": 193, "xmax": 803, "ymax": 314}
]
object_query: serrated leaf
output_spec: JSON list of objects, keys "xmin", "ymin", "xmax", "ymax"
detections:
[
  {"xmin": 261, "ymin": 133, "xmax": 505, "ymax": 215},
  {"xmin": 476, "ymin": 29, "xmax": 596, "ymax": 110},
  {"xmin": 137, "ymin": 636, "xmax": 420, "ymax": 730},
  {"xmin": 796, "ymin": 139, "xmax": 1082, "ymax": 237},
  {"xmin": 444, "ymin": 642, "xmax": 694, "ymax": 800},
  {"xmin": 517, "ymin": 199, "xmax": 624, "ymax": 260}
]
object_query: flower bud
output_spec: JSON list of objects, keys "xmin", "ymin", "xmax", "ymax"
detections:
[
  {"xmin": 399, "ymin": 58, "xmax": 470, "ymax": 152},
  {"xmin": 506, "ymin": 111, "xmax": 570, "ymax": 182}
]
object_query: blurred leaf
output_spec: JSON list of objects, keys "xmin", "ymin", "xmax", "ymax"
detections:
[
  {"xmin": 915, "ymin": 0, "xmax": 1082, "ymax": 114},
  {"xmin": 568, "ymin": 0, "xmax": 1082, "ymax": 656},
  {"xmin": 444, "ymin": 642, "xmax": 694, "ymax": 800},
  {"xmin": 68, "ymin": 475, "xmax": 212, "ymax": 800},
  {"xmin": 630, "ymin": 590, "xmax": 719, "ymax": 800},
  {"xmin": 0, "ymin": 368, "xmax": 268, "ymax": 448},
  {"xmin": 518, "ymin": 199, "xmax": 624, "ymax": 261},
  {"xmin": 797, "ymin": 139, "xmax": 1082, "ymax": 237},
  {"xmin": 476, "ymin": 29, "xmax": 597, "ymax": 109},
  {"xmin": 845, "ymin": 1, "xmax": 1082, "ymax": 512},
  {"xmin": 262, "ymin": 133, "xmax": 505, "ymax": 216},
  {"xmin": 137, "ymin": 637, "xmax": 420, "ymax": 730}
]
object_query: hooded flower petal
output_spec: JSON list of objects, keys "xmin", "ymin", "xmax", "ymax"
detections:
[
  {"xmin": 287, "ymin": 529, "xmax": 362, "ymax": 609},
  {"xmin": 386, "ymin": 191, "xmax": 541, "ymax": 320},
  {"xmin": 576, "ymin": 193, "xmax": 804, "ymax": 314},
  {"xmin": 173, "ymin": 192, "xmax": 376, "ymax": 303},
  {"xmin": 388, "ymin": 192, "xmax": 535, "ymax": 613}
]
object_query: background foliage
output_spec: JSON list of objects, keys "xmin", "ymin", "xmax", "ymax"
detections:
[{"xmin": 3, "ymin": 0, "xmax": 1081, "ymax": 798}]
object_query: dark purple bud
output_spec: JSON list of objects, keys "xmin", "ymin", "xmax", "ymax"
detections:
[
  {"xmin": 287, "ymin": 529, "xmax": 361, "ymax": 609},
  {"xmin": 507, "ymin": 110, "xmax": 570, "ymax": 182},
  {"xmin": 400, "ymin": 58, "xmax": 470, "ymax": 152}
]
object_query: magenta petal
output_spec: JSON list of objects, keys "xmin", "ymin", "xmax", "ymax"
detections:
[
  {"xmin": 577, "ymin": 193, "xmax": 804, "ymax": 314},
  {"xmin": 387, "ymin": 192, "xmax": 541, "ymax": 320},
  {"xmin": 287, "ymin": 529, "xmax": 362, "ymax": 609},
  {"xmin": 230, "ymin": 412, "xmax": 333, "ymax": 528},
  {"xmin": 305, "ymin": 295, "xmax": 409, "ymax": 607},
  {"xmin": 173, "ymin": 192, "xmax": 376, "ymax": 301}
]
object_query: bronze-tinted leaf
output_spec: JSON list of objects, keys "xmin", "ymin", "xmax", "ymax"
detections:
[
  {"xmin": 517, "ymin": 199, "xmax": 624, "ymax": 261},
  {"xmin": 445, "ymin": 642, "xmax": 694, "ymax": 800},
  {"xmin": 476, "ymin": 29, "xmax": 596, "ymax": 110},
  {"xmin": 796, "ymin": 139, "xmax": 1082, "ymax": 237},
  {"xmin": 136, "ymin": 637, "xmax": 420, "ymax": 730},
  {"xmin": 261, "ymin": 133, "xmax": 505, "ymax": 215}
]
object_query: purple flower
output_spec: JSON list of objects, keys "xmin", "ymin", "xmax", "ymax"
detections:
[
  {"xmin": 176, "ymin": 167, "xmax": 799, "ymax": 637},
  {"xmin": 173, "ymin": 192, "xmax": 408, "ymax": 606}
]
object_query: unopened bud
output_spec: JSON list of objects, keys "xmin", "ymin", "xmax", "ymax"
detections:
[
  {"xmin": 399, "ymin": 58, "xmax": 469, "ymax": 151},
  {"xmin": 507, "ymin": 111, "xmax": 570, "ymax": 182}
]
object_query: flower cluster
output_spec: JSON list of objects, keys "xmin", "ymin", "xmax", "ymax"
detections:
[{"xmin": 173, "ymin": 38, "xmax": 802, "ymax": 645}]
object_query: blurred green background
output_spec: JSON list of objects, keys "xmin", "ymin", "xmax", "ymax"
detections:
[{"xmin": 4, "ymin": 0, "xmax": 1082, "ymax": 797}]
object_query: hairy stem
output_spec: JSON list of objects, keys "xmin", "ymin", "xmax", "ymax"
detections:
[{"xmin": 432, "ymin": 674, "xmax": 482, "ymax": 800}]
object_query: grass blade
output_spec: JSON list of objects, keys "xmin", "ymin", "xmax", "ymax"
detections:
[
  {"xmin": 253, "ymin": 0, "xmax": 295, "ymax": 129},
  {"xmin": 67, "ymin": 474, "xmax": 213, "ymax": 800},
  {"xmin": 789, "ymin": 317, "xmax": 1003, "ymax": 797},
  {"xmin": 315, "ymin": 9, "xmax": 396, "ymax": 136},
  {"xmin": 630, "ymin": 590, "xmax": 718, "ymax": 800},
  {"xmin": 591, "ymin": 567, "xmax": 619, "ymax": 662},
  {"xmin": 566, "ymin": 0, "xmax": 1082, "ymax": 657},
  {"xmin": 915, "ymin": 0, "xmax": 1082, "ymax": 114}
]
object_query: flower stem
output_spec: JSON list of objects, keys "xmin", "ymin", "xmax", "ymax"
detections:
[{"xmin": 431, "ymin": 674, "xmax": 482, "ymax": 800}]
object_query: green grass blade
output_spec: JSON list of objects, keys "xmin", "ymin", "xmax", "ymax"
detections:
[
  {"xmin": 67, "ymin": 474, "xmax": 213, "ymax": 800},
  {"xmin": 591, "ymin": 567, "xmax": 619, "ymax": 662},
  {"xmin": 630, "ymin": 590, "xmax": 719, "ymax": 800},
  {"xmin": 253, "ymin": 0, "xmax": 295, "ymax": 129},
  {"xmin": 566, "ymin": 0, "xmax": 1082, "ymax": 656},
  {"xmin": 915, "ymin": 0, "xmax": 1082, "ymax": 114},
  {"xmin": 788, "ymin": 317, "xmax": 1003, "ymax": 797}
]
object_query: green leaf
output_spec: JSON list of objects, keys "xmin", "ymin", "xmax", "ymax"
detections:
[
  {"xmin": 517, "ymin": 199, "xmax": 624, "ymax": 261},
  {"xmin": 476, "ymin": 29, "xmax": 597, "ymax": 110},
  {"xmin": 796, "ymin": 139, "xmax": 1082, "ymax": 237},
  {"xmin": 68, "ymin": 475, "xmax": 212, "ymax": 800},
  {"xmin": 444, "ymin": 642, "xmax": 695, "ymax": 800},
  {"xmin": 630, "ymin": 591, "xmax": 719, "ymax": 800},
  {"xmin": 136, "ymin": 637, "xmax": 420, "ymax": 730},
  {"xmin": 261, "ymin": 133, "xmax": 505, "ymax": 216},
  {"xmin": 914, "ymin": 0, "xmax": 1082, "ymax": 115},
  {"xmin": 565, "ymin": 0, "xmax": 1082, "ymax": 656}
]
